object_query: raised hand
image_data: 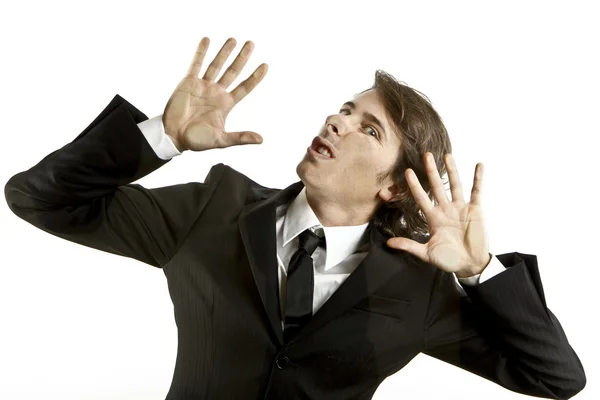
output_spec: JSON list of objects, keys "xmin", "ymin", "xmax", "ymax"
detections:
[
  {"xmin": 162, "ymin": 37, "xmax": 269, "ymax": 152},
  {"xmin": 386, "ymin": 152, "xmax": 492, "ymax": 278}
]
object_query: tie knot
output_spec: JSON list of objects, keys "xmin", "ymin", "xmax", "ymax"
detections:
[{"xmin": 298, "ymin": 228, "xmax": 326, "ymax": 256}]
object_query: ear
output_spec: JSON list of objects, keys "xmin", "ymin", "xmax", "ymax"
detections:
[{"xmin": 378, "ymin": 183, "xmax": 402, "ymax": 202}]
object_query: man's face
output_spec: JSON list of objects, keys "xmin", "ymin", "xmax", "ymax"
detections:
[{"xmin": 297, "ymin": 89, "xmax": 402, "ymax": 214}]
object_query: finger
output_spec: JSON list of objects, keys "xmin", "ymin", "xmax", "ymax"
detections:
[
  {"xmin": 186, "ymin": 37, "xmax": 210, "ymax": 78},
  {"xmin": 217, "ymin": 40, "xmax": 254, "ymax": 89},
  {"xmin": 470, "ymin": 163, "xmax": 484, "ymax": 205},
  {"xmin": 425, "ymin": 152, "xmax": 450, "ymax": 205},
  {"xmin": 405, "ymin": 167, "xmax": 435, "ymax": 215},
  {"xmin": 203, "ymin": 37, "xmax": 237, "ymax": 82},
  {"xmin": 445, "ymin": 153, "xmax": 465, "ymax": 203},
  {"xmin": 386, "ymin": 238, "xmax": 428, "ymax": 262},
  {"xmin": 230, "ymin": 63, "xmax": 269, "ymax": 105},
  {"xmin": 220, "ymin": 131, "xmax": 263, "ymax": 148}
]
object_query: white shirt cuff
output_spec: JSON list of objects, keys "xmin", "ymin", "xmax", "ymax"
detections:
[
  {"xmin": 137, "ymin": 114, "xmax": 182, "ymax": 160},
  {"xmin": 456, "ymin": 253, "xmax": 507, "ymax": 286}
]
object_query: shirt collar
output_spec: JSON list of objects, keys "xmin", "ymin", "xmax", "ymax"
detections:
[{"xmin": 282, "ymin": 187, "xmax": 370, "ymax": 271}]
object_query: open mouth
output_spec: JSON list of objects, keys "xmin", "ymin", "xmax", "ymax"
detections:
[
  {"xmin": 307, "ymin": 146, "xmax": 335, "ymax": 160},
  {"xmin": 309, "ymin": 137, "xmax": 336, "ymax": 159}
]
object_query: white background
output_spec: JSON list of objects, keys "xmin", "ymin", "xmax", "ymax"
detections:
[{"xmin": 1, "ymin": 0, "xmax": 598, "ymax": 399}]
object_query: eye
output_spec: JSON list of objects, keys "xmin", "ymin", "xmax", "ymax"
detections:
[{"xmin": 339, "ymin": 108, "xmax": 379, "ymax": 139}]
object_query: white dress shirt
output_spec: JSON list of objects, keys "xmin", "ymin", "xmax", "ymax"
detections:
[{"xmin": 136, "ymin": 115, "xmax": 508, "ymax": 328}]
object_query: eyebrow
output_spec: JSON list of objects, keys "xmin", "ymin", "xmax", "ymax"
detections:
[{"xmin": 341, "ymin": 101, "xmax": 388, "ymax": 140}]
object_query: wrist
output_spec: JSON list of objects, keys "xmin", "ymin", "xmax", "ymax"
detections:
[
  {"xmin": 455, "ymin": 269, "xmax": 480, "ymax": 279},
  {"xmin": 166, "ymin": 134, "xmax": 185, "ymax": 152},
  {"xmin": 455, "ymin": 253, "xmax": 492, "ymax": 278},
  {"xmin": 161, "ymin": 115, "xmax": 185, "ymax": 152}
]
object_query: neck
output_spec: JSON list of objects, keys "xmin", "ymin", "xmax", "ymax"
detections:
[{"xmin": 305, "ymin": 187, "xmax": 376, "ymax": 227}]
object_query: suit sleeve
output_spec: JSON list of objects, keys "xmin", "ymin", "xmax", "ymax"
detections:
[
  {"xmin": 422, "ymin": 252, "xmax": 586, "ymax": 400},
  {"xmin": 4, "ymin": 94, "xmax": 224, "ymax": 268}
]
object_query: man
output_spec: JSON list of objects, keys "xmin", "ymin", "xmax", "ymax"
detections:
[{"xmin": 4, "ymin": 37, "xmax": 586, "ymax": 399}]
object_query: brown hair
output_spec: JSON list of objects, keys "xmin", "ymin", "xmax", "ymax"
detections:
[{"xmin": 361, "ymin": 70, "xmax": 453, "ymax": 241}]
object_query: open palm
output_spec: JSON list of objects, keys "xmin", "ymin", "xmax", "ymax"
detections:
[
  {"xmin": 386, "ymin": 152, "xmax": 491, "ymax": 278},
  {"xmin": 163, "ymin": 37, "xmax": 268, "ymax": 152}
]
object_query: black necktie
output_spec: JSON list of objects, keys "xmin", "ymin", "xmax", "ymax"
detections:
[{"xmin": 283, "ymin": 228, "xmax": 326, "ymax": 343}]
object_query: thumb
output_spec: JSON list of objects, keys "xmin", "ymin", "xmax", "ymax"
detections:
[
  {"xmin": 387, "ymin": 237, "xmax": 427, "ymax": 261},
  {"xmin": 222, "ymin": 131, "xmax": 263, "ymax": 147},
  {"xmin": 387, "ymin": 237, "xmax": 409, "ymax": 251}
]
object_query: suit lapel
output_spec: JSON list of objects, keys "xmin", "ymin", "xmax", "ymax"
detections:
[
  {"xmin": 238, "ymin": 180, "xmax": 414, "ymax": 346},
  {"xmin": 238, "ymin": 180, "xmax": 305, "ymax": 345}
]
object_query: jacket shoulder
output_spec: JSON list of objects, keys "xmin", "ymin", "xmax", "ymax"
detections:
[{"xmin": 208, "ymin": 163, "xmax": 280, "ymax": 204}]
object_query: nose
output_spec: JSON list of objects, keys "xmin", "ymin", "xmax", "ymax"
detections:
[
  {"xmin": 326, "ymin": 123, "xmax": 338, "ymax": 135},
  {"xmin": 325, "ymin": 115, "xmax": 346, "ymax": 137}
]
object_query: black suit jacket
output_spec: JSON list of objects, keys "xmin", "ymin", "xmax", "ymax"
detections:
[{"xmin": 4, "ymin": 94, "xmax": 586, "ymax": 400}]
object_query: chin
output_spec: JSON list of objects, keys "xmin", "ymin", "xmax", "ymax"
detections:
[
  {"xmin": 296, "ymin": 160, "xmax": 308, "ymax": 180},
  {"xmin": 296, "ymin": 163, "xmax": 318, "ymax": 190}
]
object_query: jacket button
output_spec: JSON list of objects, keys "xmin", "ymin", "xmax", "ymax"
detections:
[{"xmin": 276, "ymin": 356, "xmax": 290, "ymax": 369}]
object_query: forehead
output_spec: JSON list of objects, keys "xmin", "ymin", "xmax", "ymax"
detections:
[
  {"xmin": 352, "ymin": 90, "xmax": 385, "ymax": 119},
  {"xmin": 353, "ymin": 89, "xmax": 380, "ymax": 104}
]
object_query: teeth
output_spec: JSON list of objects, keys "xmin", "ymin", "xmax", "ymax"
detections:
[{"xmin": 317, "ymin": 145, "xmax": 332, "ymax": 158}]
